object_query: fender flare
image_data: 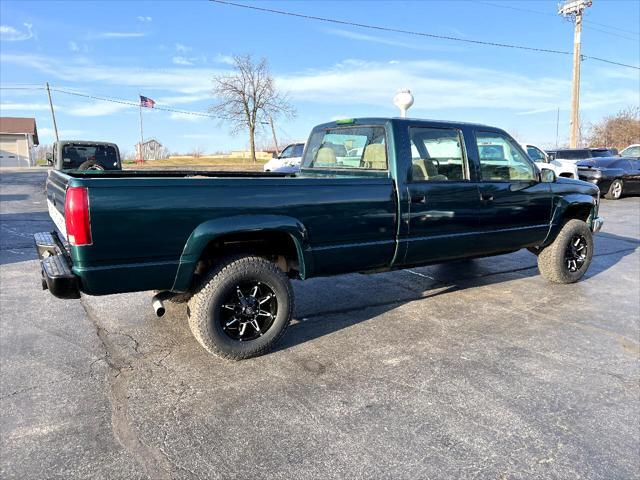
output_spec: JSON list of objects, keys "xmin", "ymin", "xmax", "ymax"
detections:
[
  {"xmin": 542, "ymin": 193, "xmax": 597, "ymax": 246},
  {"xmin": 171, "ymin": 215, "xmax": 310, "ymax": 292}
]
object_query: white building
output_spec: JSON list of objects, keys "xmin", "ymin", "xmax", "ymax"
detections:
[
  {"xmin": 0, "ymin": 117, "xmax": 39, "ymax": 167},
  {"xmin": 135, "ymin": 139, "xmax": 164, "ymax": 160}
]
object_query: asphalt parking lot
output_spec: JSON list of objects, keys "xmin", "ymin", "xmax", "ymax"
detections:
[{"xmin": 1, "ymin": 169, "xmax": 639, "ymax": 480}]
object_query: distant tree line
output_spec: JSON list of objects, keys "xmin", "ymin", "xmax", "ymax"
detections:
[{"xmin": 586, "ymin": 106, "xmax": 640, "ymax": 150}]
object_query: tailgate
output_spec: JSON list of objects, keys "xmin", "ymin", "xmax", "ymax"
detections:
[{"xmin": 46, "ymin": 170, "xmax": 70, "ymax": 238}]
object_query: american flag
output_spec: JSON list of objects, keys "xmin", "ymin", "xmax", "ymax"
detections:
[{"xmin": 140, "ymin": 95, "xmax": 155, "ymax": 108}]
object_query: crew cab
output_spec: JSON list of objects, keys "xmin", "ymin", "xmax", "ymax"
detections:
[
  {"xmin": 47, "ymin": 140, "xmax": 122, "ymax": 171},
  {"xmin": 521, "ymin": 143, "xmax": 578, "ymax": 179},
  {"xmin": 36, "ymin": 118, "xmax": 603, "ymax": 360}
]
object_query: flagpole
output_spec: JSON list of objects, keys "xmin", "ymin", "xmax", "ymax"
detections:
[{"xmin": 139, "ymin": 99, "xmax": 144, "ymax": 163}]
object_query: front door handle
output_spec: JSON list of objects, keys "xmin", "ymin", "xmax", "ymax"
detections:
[
  {"xmin": 480, "ymin": 193, "xmax": 494, "ymax": 202},
  {"xmin": 411, "ymin": 194, "xmax": 426, "ymax": 204}
]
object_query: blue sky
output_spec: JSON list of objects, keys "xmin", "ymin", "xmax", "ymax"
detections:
[{"xmin": 1, "ymin": 0, "xmax": 638, "ymax": 154}]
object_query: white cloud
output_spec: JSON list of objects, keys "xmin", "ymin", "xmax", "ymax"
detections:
[
  {"xmin": 0, "ymin": 23, "xmax": 34, "ymax": 42},
  {"xmin": 39, "ymin": 127, "xmax": 84, "ymax": 139},
  {"xmin": 170, "ymin": 112, "xmax": 206, "ymax": 122},
  {"xmin": 325, "ymin": 29, "xmax": 462, "ymax": 52},
  {"xmin": 66, "ymin": 102, "xmax": 131, "ymax": 117},
  {"xmin": 68, "ymin": 41, "xmax": 89, "ymax": 53},
  {"xmin": 0, "ymin": 103, "xmax": 50, "ymax": 112},
  {"xmin": 137, "ymin": 16, "xmax": 152, "ymax": 22},
  {"xmin": 94, "ymin": 32, "xmax": 145, "ymax": 39},
  {"xmin": 277, "ymin": 59, "xmax": 636, "ymax": 114},
  {"xmin": 157, "ymin": 94, "xmax": 210, "ymax": 105},
  {"xmin": 214, "ymin": 54, "xmax": 235, "ymax": 65},
  {"xmin": 172, "ymin": 56, "xmax": 195, "ymax": 66},
  {"xmin": 1, "ymin": 53, "xmax": 221, "ymax": 94},
  {"xmin": 175, "ymin": 43, "xmax": 192, "ymax": 53}
]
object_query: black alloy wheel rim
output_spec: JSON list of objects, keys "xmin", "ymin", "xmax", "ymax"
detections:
[
  {"xmin": 219, "ymin": 281, "xmax": 277, "ymax": 341},
  {"xmin": 565, "ymin": 234, "xmax": 588, "ymax": 272}
]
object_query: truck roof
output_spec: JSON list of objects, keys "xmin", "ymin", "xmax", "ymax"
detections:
[
  {"xmin": 57, "ymin": 140, "xmax": 119, "ymax": 148},
  {"xmin": 313, "ymin": 117, "xmax": 499, "ymax": 131}
]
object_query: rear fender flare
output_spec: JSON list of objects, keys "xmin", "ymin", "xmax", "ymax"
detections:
[{"xmin": 171, "ymin": 215, "xmax": 310, "ymax": 291}]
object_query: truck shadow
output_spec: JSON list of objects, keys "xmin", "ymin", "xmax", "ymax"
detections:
[{"xmin": 277, "ymin": 232, "xmax": 639, "ymax": 353}]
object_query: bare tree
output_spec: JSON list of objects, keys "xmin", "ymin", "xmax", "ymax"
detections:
[
  {"xmin": 587, "ymin": 106, "xmax": 640, "ymax": 150},
  {"xmin": 34, "ymin": 143, "xmax": 52, "ymax": 162},
  {"xmin": 210, "ymin": 54, "xmax": 295, "ymax": 162}
]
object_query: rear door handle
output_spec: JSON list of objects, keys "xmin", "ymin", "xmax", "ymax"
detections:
[{"xmin": 411, "ymin": 194, "xmax": 426, "ymax": 204}]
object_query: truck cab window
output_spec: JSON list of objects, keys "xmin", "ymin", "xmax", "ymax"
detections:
[
  {"xmin": 409, "ymin": 127, "xmax": 467, "ymax": 182},
  {"xmin": 477, "ymin": 131, "xmax": 535, "ymax": 182},
  {"xmin": 302, "ymin": 126, "xmax": 387, "ymax": 170}
]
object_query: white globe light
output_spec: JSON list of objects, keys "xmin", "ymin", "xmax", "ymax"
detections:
[{"xmin": 393, "ymin": 89, "xmax": 414, "ymax": 117}]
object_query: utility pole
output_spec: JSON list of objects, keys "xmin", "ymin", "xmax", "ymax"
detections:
[
  {"xmin": 558, "ymin": 0, "xmax": 592, "ymax": 148},
  {"xmin": 268, "ymin": 116, "xmax": 279, "ymax": 155},
  {"xmin": 45, "ymin": 82, "xmax": 59, "ymax": 142},
  {"xmin": 138, "ymin": 101, "xmax": 144, "ymax": 163}
]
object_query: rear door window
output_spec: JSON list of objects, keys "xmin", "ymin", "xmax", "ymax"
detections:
[
  {"xmin": 409, "ymin": 127, "xmax": 467, "ymax": 182},
  {"xmin": 302, "ymin": 126, "xmax": 387, "ymax": 170}
]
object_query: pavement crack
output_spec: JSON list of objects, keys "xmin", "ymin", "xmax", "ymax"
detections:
[{"xmin": 80, "ymin": 297, "xmax": 172, "ymax": 479}]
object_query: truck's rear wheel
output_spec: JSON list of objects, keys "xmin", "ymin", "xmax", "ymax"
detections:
[
  {"xmin": 187, "ymin": 255, "xmax": 293, "ymax": 360},
  {"xmin": 537, "ymin": 219, "xmax": 593, "ymax": 284}
]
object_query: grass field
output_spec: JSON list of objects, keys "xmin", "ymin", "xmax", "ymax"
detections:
[{"xmin": 122, "ymin": 156, "xmax": 268, "ymax": 171}]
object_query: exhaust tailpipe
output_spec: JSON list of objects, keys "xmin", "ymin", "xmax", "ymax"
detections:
[
  {"xmin": 151, "ymin": 291, "xmax": 174, "ymax": 317},
  {"xmin": 152, "ymin": 297, "xmax": 166, "ymax": 317}
]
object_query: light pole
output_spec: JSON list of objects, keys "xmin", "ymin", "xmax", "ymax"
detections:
[{"xmin": 558, "ymin": 0, "xmax": 592, "ymax": 148}]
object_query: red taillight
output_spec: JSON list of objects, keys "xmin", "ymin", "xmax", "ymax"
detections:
[{"xmin": 65, "ymin": 187, "xmax": 92, "ymax": 246}]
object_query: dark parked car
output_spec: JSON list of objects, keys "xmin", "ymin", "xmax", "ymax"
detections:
[
  {"xmin": 36, "ymin": 117, "xmax": 603, "ymax": 359},
  {"xmin": 577, "ymin": 156, "xmax": 640, "ymax": 199},
  {"xmin": 547, "ymin": 148, "xmax": 618, "ymax": 161}
]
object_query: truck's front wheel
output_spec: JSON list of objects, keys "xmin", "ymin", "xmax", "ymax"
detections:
[
  {"xmin": 187, "ymin": 255, "xmax": 293, "ymax": 360},
  {"xmin": 537, "ymin": 219, "xmax": 594, "ymax": 284}
]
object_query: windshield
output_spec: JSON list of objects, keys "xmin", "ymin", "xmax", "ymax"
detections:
[
  {"xmin": 621, "ymin": 145, "xmax": 640, "ymax": 157},
  {"xmin": 302, "ymin": 126, "xmax": 387, "ymax": 170},
  {"xmin": 591, "ymin": 149, "xmax": 615, "ymax": 157},
  {"xmin": 62, "ymin": 144, "xmax": 119, "ymax": 169},
  {"xmin": 555, "ymin": 149, "xmax": 591, "ymax": 161}
]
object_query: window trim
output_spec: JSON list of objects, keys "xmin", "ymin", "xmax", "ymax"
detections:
[
  {"xmin": 407, "ymin": 126, "xmax": 470, "ymax": 184},
  {"xmin": 302, "ymin": 125, "xmax": 389, "ymax": 171},
  {"xmin": 475, "ymin": 130, "xmax": 538, "ymax": 183}
]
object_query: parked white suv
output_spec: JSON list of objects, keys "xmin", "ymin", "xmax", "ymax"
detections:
[
  {"xmin": 522, "ymin": 143, "xmax": 578, "ymax": 179},
  {"xmin": 263, "ymin": 143, "xmax": 305, "ymax": 173}
]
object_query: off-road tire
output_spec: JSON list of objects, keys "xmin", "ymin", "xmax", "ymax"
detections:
[
  {"xmin": 187, "ymin": 255, "xmax": 293, "ymax": 360},
  {"xmin": 605, "ymin": 179, "xmax": 623, "ymax": 200},
  {"xmin": 78, "ymin": 160, "xmax": 104, "ymax": 171},
  {"xmin": 537, "ymin": 219, "xmax": 593, "ymax": 284}
]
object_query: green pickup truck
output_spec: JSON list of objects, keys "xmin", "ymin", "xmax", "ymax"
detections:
[{"xmin": 36, "ymin": 118, "xmax": 603, "ymax": 359}]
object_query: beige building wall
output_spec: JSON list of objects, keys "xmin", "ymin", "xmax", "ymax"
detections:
[{"xmin": 0, "ymin": 133, "xmax": 33, "ymax": 167}]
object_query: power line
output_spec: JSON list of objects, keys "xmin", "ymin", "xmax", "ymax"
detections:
[
  {"xmin": 210, "ymin": 0, "xmax": 640, "ymax": 70},
  {"xmin": 478, "ymin": 0, "xmax": 640, "ymax": 37},
  {"xmin": 51, "ymin": 88, "xmax": 216, "ymax": 118},
  {"xmin": 0, "ymin": 85, "xmax": 216, "ymax": 118}
]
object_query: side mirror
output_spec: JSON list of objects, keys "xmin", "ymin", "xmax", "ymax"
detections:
[
  {"xmin": 46, "ymin": 152, "xmax": 53, "ymax": 164},
  {"xmin": 540, "ymin": 168, "xmax": 556, "ymax": 183}
]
